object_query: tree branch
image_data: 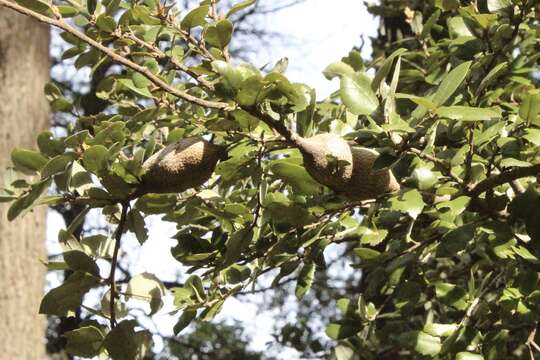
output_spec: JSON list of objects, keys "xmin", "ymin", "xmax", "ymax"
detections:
[
  {"xmin": 0, "ymin": 0, "xmax": 300, "ymax": 144},
  {"xmin": 468, "ymin": 163, "xmax": 540, "ymax": 197},
  {"xmin": 0, "ymin": 0, "xmax": 231, "ymax": 110}
]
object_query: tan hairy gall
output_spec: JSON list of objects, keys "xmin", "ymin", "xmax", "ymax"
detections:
[
  {"xmin": 137, "ymin": 138, "xmax": 227, "ymax": 195},
  {"xmin": 295, "ymin": 133, "xmax": 400, "ymax": 200}
]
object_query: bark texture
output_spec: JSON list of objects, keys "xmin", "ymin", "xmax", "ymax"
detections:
[{"xmin": 0, "ymin": 8, "xmax": 49, "ymax": 359}]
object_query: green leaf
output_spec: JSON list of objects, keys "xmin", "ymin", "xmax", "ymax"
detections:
[
  {"xmin": 223, "ymin": 264, "xmax": 251, "ymax": 284},
  {"xmin": 64, "ymin": 325, "xmax": 105, "ymax": 358},
  {"xmin": 353, "ymin": 247, "xmax": 381, "ymax": 260},
  {"xmin": 487, "ymin": 0, "xmax": 512, "ymax": 12},
  {"xmin": 38, "ymin": 130, "xmax": 65, "ymax": 156},
  {"xmin": 118, "ymin": 78, "xmax": 153, "ymax": 98},
  {"xmin": 412, "ymin": 61, "xmax": 472, "ymax": 119},
  {"xmin": 15, "ymin": 0, "xmax": 51, "ymax": 14},
  {"xmin": 271, "ymin": 57, "xmax": 289, "ymax": 73},
  {"xmin": 296, "ymin": 87, "xmax": 317, "ymax": 137},
  {"xmin": 325, "ymin": 321, "xmax": 359, "ymax": 340},
  {"xmin": 41, "ymin": 154, "xmax": 75, "ymax": 178},
  {"xmin": 414, "ymin": 331, "xmax": 442, "ymax": 356},
  {"xmin": 200, "ymin": 300, "xmax": 224, "ymax": 321},
  {"xmin": 226, "ymin": 0, "xmax": 256, "ymax": 18},
  {"xmin": 436, "ymin": 106, "xmax": 501, "ymax": 121},
  {"xmin": 103, "ymin": 320, "xmax": 152, "ymax": 360},
  {"xmin": 70, "ymin": 161, "xmax": 94, "ymax": 194},
  {"xmin": 173, "ymin": 309, "xmax": 197, "ymax": 335},
  {"xmin": 181, "ymin": 5, "xmax": 209, "ymax": 30},
  {"xmin": 389, "ymin": 189, "xmax": 425, "ymax": 219},
  {"xmin": 434, "ymin": 281, "xmax": 468, "ymax": 310},
  {"xmin": 335, "ymin": 345, "xmax": 356, "ymax": 360},
  {"xmin": 128, "ymin": 209, "xmax": 148, "ymax": 244},
  {"xmin": 11, "ymin": 148, "xmax": 48, "ymax": 173},
  {"xmin": 7, "ymin": 179, "xmax": 50, "ymax": 221},
  {"xmin": 205, "ymin": 19, "xmax": 234, "ymax": 49},
  {"xmin": 231, "ymin": 109, "xmax": 260, "ymax": 129},
  {"xmin": 421, "ymin": 9, "xmax": 441, "ymax": 38},
  {"xmin": 39, "ymin": 272, "xmax": 99, "ymax": 316},
  {"xmin": 340, "ymin": 73, "xmax": 379, "ymax": 115},
  {"xmin": 126, "ymin": 273, "xmax": 166, "ymax": 315},
  {"xmin": 57, "ymin": 5, "xmax": 78, "ymax": 17},
  {"xmin": 295, "ymin": 262, "xmax": 315, "ymax": 300},
  {"xmin": 438, "ymin": 223, "xmax": 475, "ymax": 256},
  {"xmin": 323, "ymin": 61, "xmax": 355, "ymax": 80},
  {"xmin": 236, "ymin": 75, "xmax": 264, "ymax": 106},
  {"xmin": 185, "ymin": 275, "xmax": 206, "ymax": 302},
  {"xmin": 212, "ymin": 60, "xmax": 243, "ymax": 90},
  {"xmin": 96, "ymin": 14, "xmax": 116, "ymax": 32},
  {"xmin": 135, "ymin": 194, "xmax": 177, "ymax": 215},
  {"xmin": 82, "ymin": 145, "xmax": 109, "ymax": 174},
  {"xmin": 509, "ymin": 187, "xmax": 540, "ymax": 241},
  {"xmin": 221, "ymin": 228, "xmax": 252, "ymax": 268},
  {"xmin": 412, "ymin": 166, "xmax": 438, "ymax": 190},
  {"xmin": 396, "ymin": 93, "xmax": 437, "ymax": 110},
  {"xmin": 131, "ymin": 72, "xmax": 151, "ymax": 89},
  {"xmin": 519, "ymin": 92, "xmax": 540, "ymax": 124},
  {"xmin": 424, "ymin": 323, "xmax": 458, "ymax": 337},
  {"xmin": 64, "ymin": 250, "xmax": 100, "ymax": 276},
  {"xmin": 456, "ymin": 352, "xmax": 485, "ymax": 360},
  {"xmin": 87, "ymin": 0, "xmax": 96, "ymax": 13},
  {"xmin": 447, "ymin": 16, "xmax": 473, "ymax": 38},
  {"xmin": 524, "ymin": 128, "xmax": 540, "ymax": 146},
  {"xmin": 270, "ymin": 161, "xmax": 322, "ymax": 195},
  {"xmin": 476, "ymin": 62, "xmax": 508, "ymax": 95},
  {"xmin": 361, "ymin": 228, "xmax": 388, "ymax": 246},
  {"xmin": 432, "ymin": 61, "xmax": 472, "ymax": 106},
  {"xmin": 51, "ymin": 97, "xmax": 73, "ymax": 112},
  {"xmin": 372, "ymin": 48, "xmax": 407, "ymax": 91},
  {"xmin": 265, "ymin": 73, "xmax": 309, "ymax": 111}
]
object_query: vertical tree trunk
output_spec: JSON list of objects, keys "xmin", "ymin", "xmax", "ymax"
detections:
[{"xmin": 0, "ymin": 8, "xmax": 49, "ymax": 360}]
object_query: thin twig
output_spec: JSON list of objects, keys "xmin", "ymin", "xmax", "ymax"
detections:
[
  {"xmin": 108, "ymin": 202, "xmax": 129, "ymax": 328},
  {"xmin": 463, "ymin": 127, "xmax": 475, "ymax": 186},
  {"xmin": 122, "ymin": 31, "xmax": 216, "ymax": 91}
]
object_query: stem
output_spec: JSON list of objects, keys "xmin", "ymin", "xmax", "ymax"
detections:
[
  {"xmin": 468, "ymin": 163, "xmax": 540, "ymax": 197},
  {"xmin": 244, "ymin": 106, "xmax": 298, "ymax": 143},
  {"xmin": 122, "ymin": 32, "xmax": 216, "ymax": 91},
  {"xmin": 463, "ymin": 126, "xmax": 475, "ymax": 185},
  {"xmin": 0, "ymin": 0, "xmax": 231, "ymax": 110},
  {"xmin": 108, "ymin": 202, "xmax": 129, "ymax": 328}
]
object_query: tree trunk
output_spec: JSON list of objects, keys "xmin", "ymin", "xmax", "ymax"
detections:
[{"xmin": 0, "ymin": 8, "xmax": 49, "ymax": 359}]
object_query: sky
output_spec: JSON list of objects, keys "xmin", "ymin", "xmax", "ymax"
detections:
[
  {"xmin": 256, "ymin": 0, "xmax": 377, "ymax": 98},
  {"xmin": 46, "ymin": 1, "xmax": 378, "ymax": 358}
]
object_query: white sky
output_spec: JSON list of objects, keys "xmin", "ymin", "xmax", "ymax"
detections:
[
  {"xmin": 260, "ymin": 0, "xmax": 377, "ymax": 98},
  {"xmin": 46, "ymin": 1, "xmax": 378, "ymax": 358}
]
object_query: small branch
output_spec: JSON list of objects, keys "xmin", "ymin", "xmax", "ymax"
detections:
[
  {"xmin": 122, "ymin": 32, "xmax": 216, "ymax": 91},
  {"xmin": 244, "ymin": 106, "xmax": 297, "ymax": 143},
  {"xmin": 108, "ymin": 202, "xmax": 129, "ymax": 328},
  {"xmin": 0, "ymin": 0, "xmax": 231, "ymax": 111},
  {"xmin": 0, "ymin": 0, "xmax": 301, "ymax": 146},
  {"xmin": 463, "ymin": 127, "xmax": 475, "ymax": 185},
  {"xmin": 527, "ymin": 323, "xmax": 540, "ymax": 360},
  {"xmin": 468, "ymin": 163, "xmax": 540, "ymax": 197}
]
